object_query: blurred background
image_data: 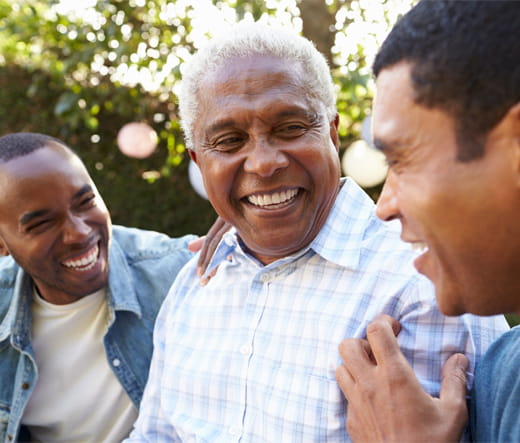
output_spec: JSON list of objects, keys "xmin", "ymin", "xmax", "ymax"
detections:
[{"xmin": 0, "ymin": 0, "xmax": 416, "ymax": 237}]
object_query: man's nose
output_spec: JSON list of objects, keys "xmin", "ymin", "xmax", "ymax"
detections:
[
  {"xmin": 62, "ymin": 214, "xmax": 92, "ymax": 244},
  {"xmin": 375, "ymin": 171, "xmax": 400, "ymax": 222},
  {"xmin": 243, "ymin": 138, "xmax": 289, "ymax": 177}
]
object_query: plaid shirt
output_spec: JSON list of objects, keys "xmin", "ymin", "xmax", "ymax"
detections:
[{"xmin": 128, "ymin": 178, "xmax": 509, "ymax": 442}]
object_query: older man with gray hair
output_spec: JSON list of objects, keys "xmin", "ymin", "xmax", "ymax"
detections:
[{"xmin": 126, "ymin": 21, "xmax": 507, "ymax": 442}]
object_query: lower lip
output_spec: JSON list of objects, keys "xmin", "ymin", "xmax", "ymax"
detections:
[{"xmin": 413, "ymin": 250, "xmax": 429, "ymax": 275}]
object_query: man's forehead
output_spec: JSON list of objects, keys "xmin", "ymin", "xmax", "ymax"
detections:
[{"xmin": 0, "ymin": 146, "xmax": 89, "ymax": 192}]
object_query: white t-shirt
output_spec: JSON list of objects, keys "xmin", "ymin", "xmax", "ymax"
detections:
[{"xmin": 22, "ymin": 288, "xmax": 138, "ymax": 442}]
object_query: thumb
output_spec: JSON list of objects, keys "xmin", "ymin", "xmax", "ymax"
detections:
[
  {"xmin": 188, "ymin": 236, "xmax": 204, "ymax": 253},
  {"xmin": 440, "ymin": 353, "xmax": 469, "ymax": 407}
]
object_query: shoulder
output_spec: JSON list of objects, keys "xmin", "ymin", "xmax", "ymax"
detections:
[
  {"xmin": 471, "ymin": 326, "xmax": 520, "ymax": 442},
  {"xmin": 108, "ymin": 226, "xmax": 197, "ymax": 306},
  {"xmin": 110, "ymin": 225, "xmax": 196, "ymax": 276},
  {"xmin": 477, "ymin": 326, "xmax": 520, "ymax": 375},
  {"xmin": 0, "ymin": 256, "xmax": 19, "ymax": 320},
  {"xmin": 112, "ymin": 225, "xmax": 196, "ymax": 258}
]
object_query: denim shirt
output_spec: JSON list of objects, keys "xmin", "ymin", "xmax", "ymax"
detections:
[{"xmin": 0, "ymin": 225, "xmax": 195, "ymax": 442}]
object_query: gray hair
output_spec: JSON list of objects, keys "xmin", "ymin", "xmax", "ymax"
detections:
[{"xmin": 177, "ymin": 21, "xmax": 337, "ymax": 150}]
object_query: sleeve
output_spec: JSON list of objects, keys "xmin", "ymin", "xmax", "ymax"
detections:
[{"xmin": 470, "ymin": 328, "xmax": 520, "ymax": 442}]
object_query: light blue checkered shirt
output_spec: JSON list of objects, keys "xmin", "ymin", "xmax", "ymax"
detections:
[{"xmin": 127, "ymin": 178, "xmax": 508, "ymax": 442}]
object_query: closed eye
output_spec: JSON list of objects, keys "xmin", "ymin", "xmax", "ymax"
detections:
[
  {"xmin": 210, "ymin": 133, "xmax": 247, "ymax": 152},
  {"xmin": 275, "ymin": 123, "xmax": 307, "ymax": 138},
  {"xmin": 25, "ymin": 218, "xmax": 53, "ymax": 233},
  {"xmin": 79, "ymin": 194, "xmax": 96, "ymax": 208}
]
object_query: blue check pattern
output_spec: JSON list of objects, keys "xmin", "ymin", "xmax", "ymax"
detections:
[{"xmin": 127, "ymin": 178, "xmax": 509, "ymax": 442}]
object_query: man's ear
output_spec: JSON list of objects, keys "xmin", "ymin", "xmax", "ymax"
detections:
[
  {"xmin": 0, "ymin": 238, "xmax": 10, "ymax": 257},
  {"xmin": 329, "ymin": 114, "xmax": 340, "ymax": 151},
  {"xmin": 188, "ymin": 149, "xmax": 198, "ymax": 164},
  {"xmin": 507, "ymin": 102, "xmax": 520, "ymax": 186}
]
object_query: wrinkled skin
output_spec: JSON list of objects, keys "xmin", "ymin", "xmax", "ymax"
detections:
[{"xmin": 189, "ymin": 54, "xmax": 341, "ymax": 265}]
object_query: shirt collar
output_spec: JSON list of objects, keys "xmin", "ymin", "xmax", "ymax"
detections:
[
  {"xmin": 0, "ymin": 234, "xmax": 143, "ymax": 342},
  {"xmin": 203, "ymin": 178, "xmax": 386, "ymax": 274},
  {"xmin": 106, "ymin": 236, "xmax": 142, "ymax": 317},
  {"xmin": 309, "ymin": 177, "xmax": 379, "ymax": 269}
]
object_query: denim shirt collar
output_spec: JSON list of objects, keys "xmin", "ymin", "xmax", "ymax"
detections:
[
  {"xmin": 0, "ymin": 235, "xmax": 143, "ymax": 346},
  {"xmin": 0, "ymin": 267, "xmax": 32, "ymax": 347},
  {"xmin": 106, "ymin": 237, "xmax": 142, "ymax": 318}
]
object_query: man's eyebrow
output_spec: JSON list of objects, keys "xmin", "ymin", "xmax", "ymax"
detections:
[
  {"xmin": 19, "ymin": 209, "xmax": 51, "ymax": 227},
  {"xmin": 19, "ymin": 185, "xmax": 93, "ymax": 226},
  {"xmin": 75, "ymin": 184, "xmax": 94, "ymax": 199},
  {"xmin": 205, "ymin": 108, "xmax": 316, "ymax": 135},
  {"xmin": 275, "ymin": 108, "xmax": 316, "ymax": 119},
  {"xmin": 206, "ymin": 119, "xmax": 237, "ymax": 136}
]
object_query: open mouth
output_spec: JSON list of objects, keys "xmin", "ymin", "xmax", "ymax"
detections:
[
  {"xmin": 62, "ymin": 244, "xmax": 100, "ymax": 271},
  {"xmin": 247, "ymin": 188, "xmax": 299, "ymax": 209},
  {"xmin": 410, "ymin": 242, "xmax": 429, "ymax": 254}
]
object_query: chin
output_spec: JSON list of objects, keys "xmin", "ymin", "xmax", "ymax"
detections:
[{"xmin": 435, "ymin": 289, "xmax": 467, "ymax": 316}]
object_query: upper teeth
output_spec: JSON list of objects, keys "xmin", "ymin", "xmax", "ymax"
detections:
[
  {"xmin": 63, "ymin": 245, "xmax": 99, "ymax": 270},
  {"xmin": 410, "ymin": 242, "xmax": 428, "ymax": 253},
  {"xmin": 248, "ymin": 189, "xmax": 298, "ymax": 207}
]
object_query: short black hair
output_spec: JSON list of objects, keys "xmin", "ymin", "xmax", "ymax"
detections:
[
  {"xmin": 373, "ymin": 0, "xmax": 520, "ymax": 161},
  {"xmin": 0, "ymin": 132, "xmax": 69, "ymax": 163}
]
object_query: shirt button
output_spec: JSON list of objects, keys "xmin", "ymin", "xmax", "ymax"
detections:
[
  {"xmin": 21, "ymin": 382, "xmax": 30, "ymax": 390},
  {"xmin": 240, "ymin": 345, "xmax": 252, "ymax": 355},
  {"xmin": 112, "ymin": 358, "xmax": 121, "ymax": 367},
  {"xmin": 261, "ymin": 273, "xmax": 270, "ymax": 283},
  {"xmin": 229, "ymin": 425, "xmax": 241, "ymax": 436}
]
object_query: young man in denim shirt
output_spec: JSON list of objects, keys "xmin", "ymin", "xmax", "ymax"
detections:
[{"xmin": 0, "ymin": 132, "xmax": 202, "ymax": 442}]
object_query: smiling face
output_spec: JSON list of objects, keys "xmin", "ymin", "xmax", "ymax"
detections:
[
  {"xmin": 0, "ymin": 143, "xmax": 112, "ymax": 305},
  {"xmin": 190, "ymin": 54, "xmax": 341, "ymax": 265},
  {"xmin": 373, "ymin": 62, "xmax": 520, "ymax": 316}
]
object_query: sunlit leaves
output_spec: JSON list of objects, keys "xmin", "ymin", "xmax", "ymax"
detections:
[{"xmin": 0, "ymin": 0, "xmax": 415, "ymax": 178}]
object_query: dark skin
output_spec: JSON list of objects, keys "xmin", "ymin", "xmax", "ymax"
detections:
[
  {"xmin": 335, "ymin": 63, "xmax": 520, "ymax": 443},
  {"xmin": 189, "ymin": 216, "xmax": 231, "ymax": 285},
  {"xmin": 189, "ymin": 54, "xmax": 341, "ymax": 266},
  {"xmin": 335, "ymin": 314, "xmax": 469, "ymax": 443}
]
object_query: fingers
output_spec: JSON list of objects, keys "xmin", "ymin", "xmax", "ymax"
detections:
[
  {"xmin": 440, "ymin": 353, "xmax": 469, "ymax": 408},
  {"xmin": 337, "ymin": 337, "xmax": 375, "ymax": 393},
  {"xmin": 188, "ymin": 236, "xmax": 204, "ymax": 253},
  {"xmin": 335, "ymin": 363, "xmax": 355, "ymax": 397},
  {"xmin": 197, "ymin": 217, "xmax": 231, "ymax": 276},
  {"xmin": 199, "ymin": 267, "xmax": 218, "ymax": 286},
  {"xmin": 337, "ymin": 316, "xmax": 404, "ymax": 399},
  {"xmin": 365, "ymin": 314, "xmax": 403, "ymax": 365}
]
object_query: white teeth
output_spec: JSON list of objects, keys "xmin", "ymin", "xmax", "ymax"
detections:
[
  {"xmin": 63, "ymin": 245, "xmax": 99, "ymax": 270},
  {"xmin": 410, "ymin": 242, "xmax": 428, "ymax": 253},
  {"xmin": 248, "ymin": 189, "xmax": 298, "ymax": 207}
]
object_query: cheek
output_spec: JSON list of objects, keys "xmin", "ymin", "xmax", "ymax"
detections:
[{"xmin": 200, "ymin": 155, "xmax": 239, "ymax": 190}]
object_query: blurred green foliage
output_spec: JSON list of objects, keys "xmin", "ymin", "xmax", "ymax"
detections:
[
  {"xmin": 0, "ymin": 0, "xmax": 412, "ymax": 236},
  {"xmin": 506, "ymin": 314, "xmax": 520, "ymax": 328}
]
